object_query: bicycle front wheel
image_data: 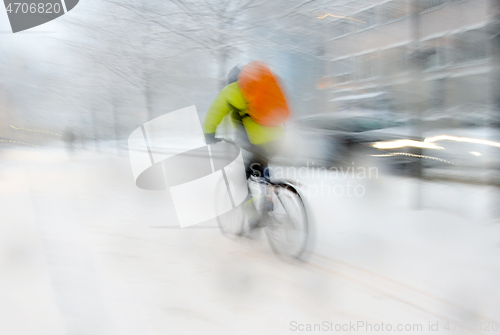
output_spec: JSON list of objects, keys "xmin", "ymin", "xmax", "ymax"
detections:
[
  {"xmin": 265, "ymin": 182, "xmax": 308, "ymax": 260},
  {"xmin": 214, "ymin": 176, "xmax": 245, "ymax": 239}
]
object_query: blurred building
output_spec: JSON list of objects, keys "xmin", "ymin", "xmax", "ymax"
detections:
[{"xmin": 321, "ymin": 0, "xmax": 498, "ymax": 125}]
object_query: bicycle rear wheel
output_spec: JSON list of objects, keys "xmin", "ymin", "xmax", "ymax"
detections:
[{"xmin": 265, "ymin": 182, "xmax": 308, "ymax": 260}]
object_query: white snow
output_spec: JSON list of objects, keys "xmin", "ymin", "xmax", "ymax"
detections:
[{"xmin": 1, "ymin": 143, "xmax": 499, "ymax": 334}]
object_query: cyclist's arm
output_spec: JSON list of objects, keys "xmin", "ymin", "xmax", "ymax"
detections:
[{"xmin": 203, "ymin": 83, "xmax": 246, "ymax": 143}]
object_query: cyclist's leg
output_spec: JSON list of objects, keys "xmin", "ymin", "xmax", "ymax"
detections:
[
  {"xmin": 244, "ymin": 144, "xmax": 277, "ymax": 231},
  {"xmin": 245, "ymin": 142, "xmax": 274, "ymax": 179},
  {"xmin": 237, "ymin": 126, "xmax": 281, "ymax": 231},
  {"xmin": 242, "ymin": 151, "xmax": 264, "ymax": 232}
]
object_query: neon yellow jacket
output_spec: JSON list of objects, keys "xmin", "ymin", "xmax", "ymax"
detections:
[{"xmin": 203, "ymin": 82, "xmax": 285, "ymax": 145}]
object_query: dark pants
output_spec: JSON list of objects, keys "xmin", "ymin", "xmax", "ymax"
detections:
[{"xmin": 230, "ymin": 112, "xmax": 281, "ymax": 180}]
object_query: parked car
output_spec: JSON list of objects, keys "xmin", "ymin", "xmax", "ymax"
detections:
[{"xmin": 278, "ymin": 110, "xmax": 443, "ymax": 175}]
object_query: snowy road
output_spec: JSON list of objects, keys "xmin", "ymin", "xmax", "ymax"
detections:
[{"xmin": 1, "ymin": 144, "xmax": 499, "ymax": 334}]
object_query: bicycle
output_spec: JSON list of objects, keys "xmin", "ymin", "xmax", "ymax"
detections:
[{"xmin": 214, "ymin": 140, "xmax": 309, "ymax": 261}]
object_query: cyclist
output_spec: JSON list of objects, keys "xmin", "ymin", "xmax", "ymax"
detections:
[
  {"xmin": 203, "ymin": 61, "xmax": 290, "ymax": 232},
  {"xmin": 203, "ymin": 61, "xmax": 288, "ymax": 179}
]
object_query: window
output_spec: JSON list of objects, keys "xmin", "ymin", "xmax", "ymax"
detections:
[
  {"xmin": 451, "ymin": 28, "xmax": 489, "ymax": 64},
  {"xmin": 331, "ymin": 58, "xmax": 355, "ymax": 83},
  {"xmin": 387, "ymin": 83, "xmax": 410, "ymax": 112},
  {"xmin": 354, "ymin": 8, "xmax": 377, "ymax": 31},
  {"xmin": 378, "ymin": 0, "xmax": 408, "ymax": 25},
  {"xmin": 449, "ymin": 75, "xmax": 489, "ymax": 107},
  {"xmin": 419, "ymin": 0, "xmax": 445, "ymax": 12},
  {"xmin": 422, "ymin": 37, "xmax": 447, "ymax": 69},
  {"xmin": 381, "ymin": 45, "xmax": 408, "ymax": 76},
  {"xmin": 331, "ymin": 20, "xmax": 353, "ymax": 38},
  {"xmin": 428, "ymin": 78, "xmax": 447, "ymax": 109},
  {"xmin": 357, "ymin": 52, "xmax": 379, "ymax": 79}
]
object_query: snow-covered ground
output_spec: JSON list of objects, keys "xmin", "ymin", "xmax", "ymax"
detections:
[{"xmin": 1, "ymin": 143, "xmax": 499, "ymax": 335}]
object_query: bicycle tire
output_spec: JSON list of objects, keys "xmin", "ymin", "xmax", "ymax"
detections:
[
  {"xmin": 214, "ymin": 176, "xmax": 245, "ymax": 239},
  {"xmin": 265, "ymin": 182, "xmax": 308, "ymax": 260}
]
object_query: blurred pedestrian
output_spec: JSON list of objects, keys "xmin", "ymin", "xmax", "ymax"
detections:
[{"xmin": 62, "ymin": 128, "xmax": 76, "ymax": 156}]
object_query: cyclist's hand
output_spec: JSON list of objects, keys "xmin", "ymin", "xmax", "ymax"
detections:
[{"xmin": 204, "ymin": 133, "xmax": 221, "ymax": 145}]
